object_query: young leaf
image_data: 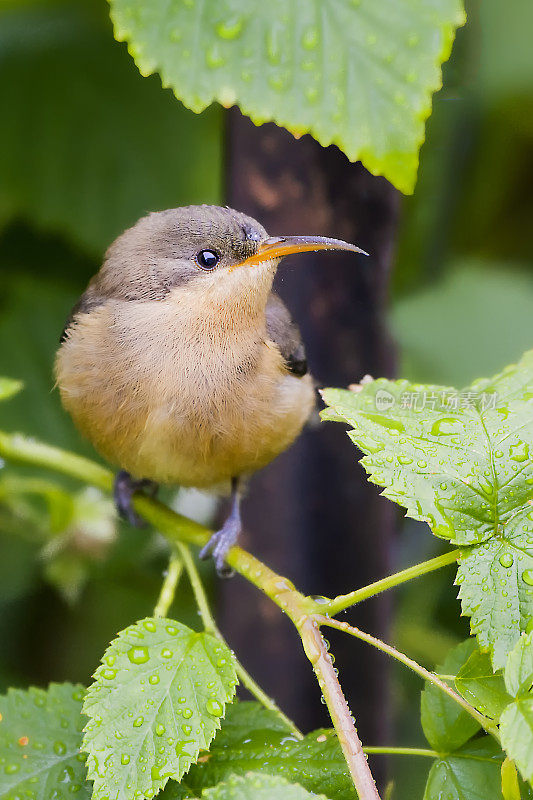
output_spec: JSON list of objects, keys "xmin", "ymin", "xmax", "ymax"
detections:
[
  {"xmin": 455, "ymin": 649, "xmax": 512, "ymax": 720},
  {"xmin": 421, "ymin": 640, "xmax": 480, "ymax": 751},
  {"xmin": 202, "ymin": 773, "xmax": 330, "ymax": 800},
  {"xmin": 82, "ymin": 617, "xmax": 237, "ymax": 800},
  {"xmin": 497, "ymin": 636, "xmax": 533, "ymax": 785},
  {"xmin": 424, "ymin": 737, "xmax": 504, "ymax": 800},
  {"xmin": 501, "ymin": 758, "xmax": 521, "ymax": 800},
  {"xmin": 504, "ymin": 633, "xmax": 533, "ymax": 697},
  {"xmin": 180, "ymin": 703, "xmax": 354, "ymax": 800},
  {"xmin": 499, "ymin": 699, "xmax": 533, "ymax": 785},
  {"xmin": 0, "ymin": 683, "xmax": 89, "ymax": 800},
  {"xmin": 322, "ymin": 349, "xmax": 533, "ymax": 667},
  {"xmin": 108, "ymin": 0, "xmax": 465, "ymax": 194},
  {"xmin": 0, "ymin": 377, "xmax": 23, "ymax": 402}
]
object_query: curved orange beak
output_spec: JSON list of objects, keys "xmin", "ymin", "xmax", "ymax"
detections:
[{"xmin": 237, "ymin": 235, "xmax": 368, "ymax": 266}]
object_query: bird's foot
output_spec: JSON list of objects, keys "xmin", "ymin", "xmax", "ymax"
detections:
[
  {"xmin": 113, "ymin": 470, "xmax": 158, "ymax": 527},
  {"xmin": 199, "ymin": 515, "xmax": 241, "ymax": 577}
]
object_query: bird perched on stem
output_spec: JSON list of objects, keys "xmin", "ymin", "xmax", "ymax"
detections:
[{"xmin": 56, "ymin": 205, "xmax": 366, "ymax": 574}]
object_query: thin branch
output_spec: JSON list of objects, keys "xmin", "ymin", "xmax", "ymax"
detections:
[
  {"xmin": 320, "ymin": 549, "xmax": 460, "ymax": 616},
  {"xmin": 1, "ymin": 430, "xmax": 441, "ymax": 800},
  {"xmin": 316, "ymin": 616, "xmax": 499, "ymax": 740},
  {"xmin": 299, "ymin": 618, "xmax": 381, "ymax": 800},
  {"xmin": 363, "ymin": 747, "xmax": 437, "ymax": 758},
  {"xmin": 153, "ymin": 550, "xmax": 183, "ymax": 618},
  {"xmin": 175, "ymin": 542, "xmax": 303, "ymax": 739}
]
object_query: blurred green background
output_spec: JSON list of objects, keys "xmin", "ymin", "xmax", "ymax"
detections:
[{"xmin": 0, "ymin": 0, "xmax": 532, "ymax": 797}]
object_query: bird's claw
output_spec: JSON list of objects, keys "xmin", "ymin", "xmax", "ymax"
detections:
[
  {"xmin": 113, "ymin": 470, "xmax": 158, "ymax": 527},
  {"xmin": 199, "ymin": 522, "xmax": 240, "ymax": 577}
]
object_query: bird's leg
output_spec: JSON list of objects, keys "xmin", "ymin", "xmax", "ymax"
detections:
[
  {"xmin": 199, "ymin": 477, "xmax": 242, "ymax": 577},
  {"xmin": 113, "ymin": 470, "xmax": 158, "ymax": 527}
]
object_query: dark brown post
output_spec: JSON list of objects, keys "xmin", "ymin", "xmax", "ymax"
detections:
[{"xmin": 222, "ymin": 110, "xmax": 400, "ymax": 749}]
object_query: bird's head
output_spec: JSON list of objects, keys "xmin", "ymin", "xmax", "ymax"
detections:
[{"xmin": 94, "ymin": 205, "xmax": 366, "ymax": 310}]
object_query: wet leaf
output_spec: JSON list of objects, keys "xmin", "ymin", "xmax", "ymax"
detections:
[
  {"xmin": 82, "ymin": 617, "xmax": 237, "ymax": 800},
  {"xmin": 322, "ymin": 349, "xmax": 533, "ymax": 667},
  {"xmin": 179, "ymin": 703, "xmax": 354, "ymax": 800},
  {"xmin": 202, "ymin": 773, "xmax": 330, "ymax": 800},
  {"xmin": 108, "ymin": 0, "xmax": 465, "ymax": 194},
  {"xmin": 0, "ymin": 683, "xmax": 89, "ymax": 800}
]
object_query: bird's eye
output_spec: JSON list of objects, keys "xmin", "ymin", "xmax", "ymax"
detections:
[{"xmin": 196, "ymin": 249, "xmax": 220, "ymax": 270}]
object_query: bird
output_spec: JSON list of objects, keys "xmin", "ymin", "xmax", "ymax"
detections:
[{"xmin": 55, "ymin": 205, "xmax": 366, "ymax": 574}]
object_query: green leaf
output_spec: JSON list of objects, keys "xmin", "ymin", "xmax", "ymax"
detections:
[
  {"xmin": 0, "ymin": 683, "xmax": 90, "ymax": 800},
  {"xmin": 202, "ymin": 773, "xmax": 330, "ymax": 800},
  {"xmin": 0, "ymin": 1, "xmax": 222, "ymax": 254},
  {"xmin": 501, "ymin": 758, "xmax": 521, "ymax": 800},
  {"xmin": 455, "ymin": 649, "xmax": 512, "ymax": 720},
  {"xmin": 423, "ymin": 737, "xmax": 504, "ymax": 800},
  {"xmin": 504, "ymin": 633, "xmax": 533, "ymax": 697},
  {"xmin": 181, "ymin": 703, "xmax": 355, "ymax": 800},
  {"xmin": 321, "ymin": 349, "xmax": 533, "ymax": 667},
  {"xmin": 82, "ymin": 617, "xmax": 237, "ymax": 800},
  {"xmin": 500, "ymin": 698, "xmax": 533, "ymax": 785},
  {"xmin": 108, "ymin": 0, "xmax": 465, "ymax": 194},
  {"xmin": 0, "ymin": 378, "xmax": 22, "ymax": 402},
  {"xmin": 421, "ymin": 640, "xmax": 480, "ymax": 751},
  {"xmin": 496, "ymin": 636, "xmax": 533, "ymax": 785}
]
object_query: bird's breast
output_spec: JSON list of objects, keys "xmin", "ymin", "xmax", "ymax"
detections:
[{"xmin": 56, "ymin": 299, "xmax": 315, "ymax": 487}]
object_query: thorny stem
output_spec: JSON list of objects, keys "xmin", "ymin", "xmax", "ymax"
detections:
[
  {"xmin": 153, "ymin": 550, "xmax": 184, "ymax": 618},
  {"xmin": 321, "ymin": 549, "xmax": 461, "ymax": 616},
  {"xmin": 175, "ymin": 542, "xmax": 302, "ymax": 739},
  {"xmin": 0, "ymin": 431, "xmax": 475, "ymax": 800},
  {"xmin": 317, "ymin": 616, "xmax": 500, "ymax": 741},
  {"xmin": 298, "ymin": 617, "xmax": 380, "ymax": 800}
]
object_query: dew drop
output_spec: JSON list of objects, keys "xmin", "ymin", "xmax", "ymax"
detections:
[
  {"xmin": 121, "ymin": 755, "xmax": 130, "ymax": 765},
  {"xmin": 101, "ymin": 669, "xmax": 116, "ymax": 680},
  {"xmin": 215, "ymin": 17, "xmax": 244, "ymax": 39},
  {"xmin": 133, "ymin": 717, "xmax": 144, "ymax": 728},
  {"xmin": 523, "ymin": 570, "xmax": 533, "ymax": 586},
  {"xmin": 149, "ymin": 675, "xmax": 160, "ymax": 685},
  {"xmin": 206, "ymin": 699, "xmax": 223, "ymax": 717},
  {"xmin": 302, "ymin": 27, "xmax": 319, "ymax": 50},
  {"xmin": 499, "ymin": 553, "xmax": 514, "ymax": 568},
  {"xmin": 182, "ymin": 709, "xmax": 193, "ymax": 719},
  {"xmin": 266, "ymin": 27, "xmax": 282, "ymax": 64},
  {"xmin": 155, "ymin": 724, "xmax": 166, "ymax": 737},
  {"xmin": 510, "ymin": 442, "xmax": 529, "ymax": 462},
  {"xmin": 431, "ymin": 418, "xmax": 464, "ymax": 436},
  {"xmin": 128, "ymin": 646, "xmax": 149, "ymax": 665}
]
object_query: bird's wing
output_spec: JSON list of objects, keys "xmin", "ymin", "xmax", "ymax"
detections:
[
  {"xmin": 59, "ymin": 290, "xmax": 102, "ymax": 343},
  {"xmin": 265, "ymin": 292, "xmax": 308, "ymax": 377}
]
